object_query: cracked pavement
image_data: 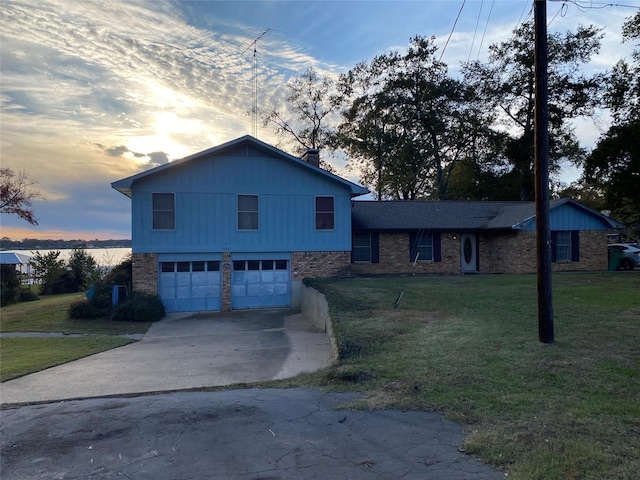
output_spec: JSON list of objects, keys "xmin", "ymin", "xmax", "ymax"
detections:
[{"xmin": 1, "ymin": 388, "xmax": 504, "ymax": 479}]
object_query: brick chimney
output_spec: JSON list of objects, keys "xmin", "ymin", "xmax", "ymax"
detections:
[{"xmin": 302, "ymin": 148, "xmax": 320, "ymax": 167}]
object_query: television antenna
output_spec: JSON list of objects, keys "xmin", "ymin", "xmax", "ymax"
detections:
[{"xmin": 243, "ymin": 28, "xmax": 270, "ymax": 138}]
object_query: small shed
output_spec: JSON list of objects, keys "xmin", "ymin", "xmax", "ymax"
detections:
[{"xmin": 0, "ymin": 251, "xmax": 33, "ymax": 280}]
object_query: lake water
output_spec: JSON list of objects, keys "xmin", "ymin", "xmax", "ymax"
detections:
[{"xmin": 10, "ymin": 248, "xmax": 132, "ymax": 267}]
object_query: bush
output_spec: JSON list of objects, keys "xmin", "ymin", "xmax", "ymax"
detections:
[
  {"xmin": 68, "ymin": 299, "xmax": 109, "ymax": 319},
  {"xmin": 16, "ymin": 288, "xmax": 39, "ymax": 303},
  {"xmin": 112, "ymin": 293, "xmax": 165, "ymax": 322},
  {"xmin": 1, "ymin": 265, "xmax": 20, "ymax": 306}
]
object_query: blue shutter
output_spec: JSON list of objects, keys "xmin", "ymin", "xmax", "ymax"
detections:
[
  {"xmin": 571, "ymin": 231, "xmax": 580, "ymax": 261},
  {"xmin": 371, "ymin": 233, "xmax": 380, "ymax": 264},
  {"xmin": 433, "ymin": 233, "xmax": 442, "ymax": 262},
  {"xmin": 550, "ymin": 231, "xmax": 557, "ymax": 263}
]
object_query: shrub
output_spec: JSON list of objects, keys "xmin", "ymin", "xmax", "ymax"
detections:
[
  {"xmin": 68, "ymin": 299, "xmax": 109, "ymax": 319},
  {"xmin": 16, "ymin": 288, "xmax": 39, "ymax": 303},
  {"xmin": 1, "ymin": 265, "xmax": 20, "ymax": 306},
  {"xmin": 112, "ymin": 293, "xmax": 165, "ymax": 322}
]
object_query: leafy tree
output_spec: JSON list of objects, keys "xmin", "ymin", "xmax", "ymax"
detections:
[
  {"xmin": 463, "ymin": 21, "xmax": 604, "ymax": 200},
  {"xmin": 68, "ymin": 246, "xmax": 100, "ymax": 291},
  {"xmin": 0, "ymin": 168, "xmax": 44, "ymax": 225},
  {"xmin": 262, "ymin": 67, "xmax": 340, "ymax": 167},
  {"xmin": 337, "ymin": 36, "xmax": 479, "ymax": 200},
  {"xmin": 30, "ymin": 251, "xmax": 66, "ymax": 295},
  {"xmin": 336, "ymin": 50, "xmax": 403, "ymax": 199},
  {"xmin": 583, "ymin": 12, "xmax": 640, "ymax": 237}
]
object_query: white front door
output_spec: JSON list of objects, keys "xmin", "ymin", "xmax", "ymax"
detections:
[{"xmin": 460, "ymin": 234, "xmax": 478, "ymax": 273}]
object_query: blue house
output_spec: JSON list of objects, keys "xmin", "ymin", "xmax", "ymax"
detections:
[
  {"xmin": 112, "ymin": 135, "xmax": 368, "ymax": 312},
  {"xmin": 113, "ymin": 136, "xmax": 622, "ymax": 313}
]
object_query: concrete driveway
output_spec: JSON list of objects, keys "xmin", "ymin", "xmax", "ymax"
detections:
[{"xmin": 0, "ymin": 309, "xmax": 335, "ymax": 405}]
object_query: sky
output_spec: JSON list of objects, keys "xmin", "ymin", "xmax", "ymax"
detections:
[{"xmin": 1, "ymin": 0, "xmax": 638, "ymax": 241}]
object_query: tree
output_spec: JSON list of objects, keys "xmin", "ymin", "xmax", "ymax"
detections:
[
  {"xmin": 463, "ymin": 22, "xmax": 604, "ymax": 200},
  {"xmin": 337, "ymin": 36, "xmax": 476, "ymax": 200},
  {"xmin": 68, "ymin": 246, "xmax": 100, "ymax": 291},
  {"xmin": 30, "ymin": 251, "xmax": 66, "ymax": 295},
  {"xmin": 262, "ymin": 68, "xmax": 340, "ymax": 164},
  {"xmin": 583, "ymin": 12, "xmax": 640, "ymax": 237},
  {"xmin": 0, "ymin": 168, "xmax": 44, "ymax": 225}
]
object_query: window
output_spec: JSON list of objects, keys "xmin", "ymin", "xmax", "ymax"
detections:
[
  {"xmin": 316, "ymin": 196, "xmax": 334, "ymax": 230},
  {"xmin": 153, "ymin": 193, "xmax": 175, "ymax": 230},
  {"xmin": 353, "ymin": 233, "xmax": 371, "ymax": 262},
  {"xmin": 238, "ymin": 195, "xmax": 258, "ymax": 230},
  {"xmin": 552, "ymin": 230, "xmax": 576, "ymax": 262},
  {"xmin": 415, "ymin": 233, "xmax": 434, "ymax": 262}
]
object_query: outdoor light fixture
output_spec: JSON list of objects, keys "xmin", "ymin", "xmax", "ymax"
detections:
[{"xmin": 452, "ymin": 234, "xmax": 458, "ymax": 240}]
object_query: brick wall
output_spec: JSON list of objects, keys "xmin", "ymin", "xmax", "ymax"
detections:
[
  {"xmin": 131, "ymin": 253, "xmax": 158, "ymax": 295},
  {"xmin": 481, "ymin": 230, "xmax": 608, "ymax": 273},
  {"xmin": 350, "ymin": 233, "xmax": 461, "ymax": 275},
  {"xmin": 291, "ymin": 251, "xmax": 351, "ymax": 280}
]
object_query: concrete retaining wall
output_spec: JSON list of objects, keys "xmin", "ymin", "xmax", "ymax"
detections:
[{"xmin": 300, "ymin": 283, "xmax": 337, "ymax": 357}]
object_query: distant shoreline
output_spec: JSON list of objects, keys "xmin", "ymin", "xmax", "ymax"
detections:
[{"xmin": 0, "ymin": 239, "xmax": 132, "ymax": 251}]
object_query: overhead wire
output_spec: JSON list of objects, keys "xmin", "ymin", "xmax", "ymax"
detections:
[
  {"xmin": 476, "ymin": 0, "xmax": 496, "ymax": 61},
  {"xmin": 467, "ymin": 0, "xmax": 484, "ymax": 63},
  {"xmin": 439, "ymin": 0, "xmax": 466, "ymax": 62}
]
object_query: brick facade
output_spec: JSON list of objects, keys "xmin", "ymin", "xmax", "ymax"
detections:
[
  {"xmin": 291, "ymin": 251, "xmax": 352, "ymax": 280},
  {"xmin": 350, "ymin": 233, "xmax": 461, "ymax": 275},
  {"xmin": 131, "ymin": 253, "xmax": 158, "ymax": 295},
  {"xmin": 481, "ymin": 230, "xmax": 608, "ymax": 274},
  {"xmin": 348, "ymin": 230, "xmax": 609, "ymax": 276},
  {"xmin": 222, "ymin": 252, "xmax": 232, "ymax": 312}
]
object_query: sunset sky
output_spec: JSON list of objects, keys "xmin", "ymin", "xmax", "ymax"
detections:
[{"xmin": 1, "ymin": 0, "xmax": 637, "ymax": 240}]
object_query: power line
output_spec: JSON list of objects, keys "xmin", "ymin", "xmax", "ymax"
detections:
[
  {"xmin": 476, "ymin": 0, "xmax": 496, "ymax": 61},
  {"xmin": 467, "ymin": 0, "xmax": 484, "ymax": 63},
  {"xmin": 439, "ymin": 0, "xmax": 466, "ymax": 62}
]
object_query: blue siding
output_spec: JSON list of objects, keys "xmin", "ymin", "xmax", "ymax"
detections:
[
  {"xmin": 130, "ymin": 148, "xmax": 353, "ymax": 253},
  {"xmin": 521, "ymin": 204, "xmax": 611, "ymax": 232}
]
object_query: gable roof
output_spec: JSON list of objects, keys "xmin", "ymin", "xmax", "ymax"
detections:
[
  {"xmin": 352, "ymin": 198, "xmax": 622, "ymax": 231},
  {"xmin": 0, "ymin": 251, "xmax": 32, "ymax": 265},
  {"xmin": 111, "ymin": 135, "xmax": 369, "ymax": 198}
]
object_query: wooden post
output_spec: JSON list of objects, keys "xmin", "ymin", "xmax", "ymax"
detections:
[{"xmin": 534, "ymin": 0, "xmax": 554, "ymax": 343}]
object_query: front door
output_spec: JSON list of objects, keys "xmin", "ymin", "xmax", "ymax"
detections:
[{"xmin": 460, "ymin": 234, "xmax": 478, "ymax": 273}]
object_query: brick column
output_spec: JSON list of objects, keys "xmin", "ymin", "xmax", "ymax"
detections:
[
  {"xmin": 132, "ymin": 253, "xmax": 158, "ymax": 295},
  {"xmin": 222, "ymin": 252, "xmax": 232, "ymax": 311}
]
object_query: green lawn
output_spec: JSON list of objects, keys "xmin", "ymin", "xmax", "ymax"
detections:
[
  {"xmin": 298, "ymin": 273, "xmax": 640, "ymax": 480},
  {"xmin": 1, "ymin": 337, "xmax": 134, "ymax": 382},
  {"xmin": 0, "ymin": 293, "xmax": 151, "ymax": 334},
  {"xmin": 1, "ymin": 293, "xmax": 152, "ymax": 381}
]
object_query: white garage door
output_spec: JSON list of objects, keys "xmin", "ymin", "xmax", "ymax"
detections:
[
  {"xmin": 159, "ymin": 260, "xmax": 221, "ymax": 312},
  {"xmin": 231, "ymin": 259, "xmax": 290, "ymax": 309}
]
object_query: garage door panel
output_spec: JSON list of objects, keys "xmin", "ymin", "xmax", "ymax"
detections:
[
  {"xmin": 159, "ymin": 261, "xmax": 221, "ymax": 313},
  {"xmin": 231, "ymin": 259, "xmax": 290, "ymax": 310}
]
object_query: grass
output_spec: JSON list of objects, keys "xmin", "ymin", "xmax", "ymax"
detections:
[
  {"xmin": 1, "ymin": 337, "xmax": 135, "ymax": 382},
  {"xmin": 0, "ymin": 293, "xmax": 151, "ymax": 334},
  {"xmin": 297, "ymin": 272, "xmax": 640, "ymax": 480},
  {"xmin": 1, "ymin": 292, "xmax": 152, "ymax": 381}
]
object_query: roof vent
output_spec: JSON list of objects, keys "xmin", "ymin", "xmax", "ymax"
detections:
[{"xmin": 302, "ymin": 148, "xmax": 320, "ymax": 167}]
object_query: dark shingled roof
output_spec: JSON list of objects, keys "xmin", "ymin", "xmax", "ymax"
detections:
[{"xmin": 351, "ymin": 198, "xmax": 621, "ymax": 231}]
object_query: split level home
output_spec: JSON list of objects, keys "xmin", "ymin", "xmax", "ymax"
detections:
[{"xmin": 112, "ymin": 135, "xmax": 622, "ymax": 313}]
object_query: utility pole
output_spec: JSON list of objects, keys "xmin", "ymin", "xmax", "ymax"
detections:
[{"xmin": 534, "ymin": 0, "xmax": 554, "ymax": 343}]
